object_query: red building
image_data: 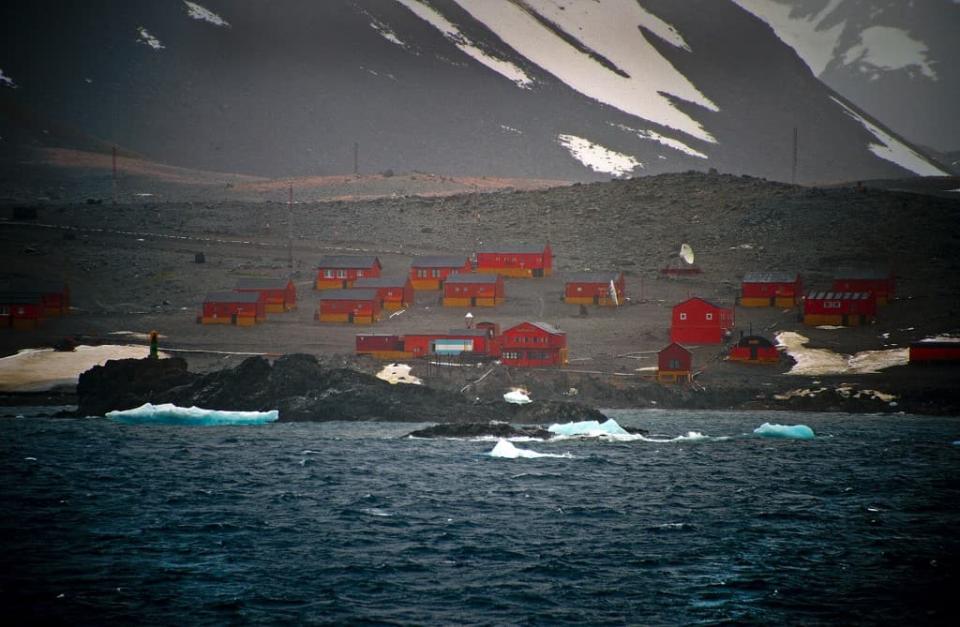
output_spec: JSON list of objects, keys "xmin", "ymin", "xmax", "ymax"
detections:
[
  {"xmin": 353, "ymin": 277, "xmax": 414, "ymax": 311},
  {"xmin": 657, "ymin": 343, "xmax": 692, "ymax": 383},
  {"xmin": 442, "ymin": 273, "xmax": 505, "ymax": 307},
  {"xmin": 670, "ymin": 298, "xmax": 735, "ymax": 345},
  {"xmin": 909, "ymin": 340, "xmax": 960, "ymax": 364},
  {"xmin": 500, "ymin": 321, "xmax": 568, "ymax": 367},
  {"xmin": 476, "ymin": 243, "xmax": 552, "ymax": 278},
  {"xmin": 316, "ymin": 288, "xmax": 381, "ymax": 324},
  {"xmin": 728, "ymin": 335, "xmax": 780, "ymax": 364},
  {"xmin": 200, "ymin": 291, "xmax": 266, "ymax": 326},
  {"xmin": 356, "ymin": 334, "xmax": 408, "ymax": 360},
  {"xmin": 564, "ymin": 272, "xmax": 625, "ymax": 306},
  {"xmin": 832, "ymin": 269, "xmax": 894, "ymax": 305},
  {"xmin": 803, "ymin": 291, "xmax": 877, "ymax": 326},
  {"xmin": 315, "ymin": 256, "xmax": 382, "ymax": 290},
  {"xmin": 409, "ymin": 256, "xmax": 472, "ymax": 290},
  {"xmin": 0, "ymin": 291, "xmax": 44, "ymax": 329},
  {"xmin": 740, "ymin": 272, "xmax": 802, "ymax": 308},
  {"xmin": 235, "ymin": 278, "xmax": 297, "ymax": 313},
  {"xmin": 3, "ymin": 279, "xmax": 69, "ymax": 317}
]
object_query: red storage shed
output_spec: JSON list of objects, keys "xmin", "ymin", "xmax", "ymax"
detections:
[
  {"xmin": 201, "ymin": 291, "xmax": 266, "ymax": 326},
  {"xmin": 442, "ymin": 273, "xmax": 504, "ymax": 307},
  {"xmin": 657, "ymin": 343, "xmax": 692, "ymax": 383},
  {"xmin": 740, "ymin": 272, "xmax": 802, "ymax": 308},
  {"xmin": 832, "ymin": 269, "xmax": 894, "ymax": 305},
  {"xmin": 316, "ymin": 288, "xmax": 381, "ymax": 324},
  {"xmin": 803, "ymin": 291, "xmax": 876, "ymax": 326},
  {"xmin": 353, "ymin": 277, "xmax": 414, "ymax": 311},
  {"xmin": 235, "ymin": 278, "xmax": 297, "ymax": 313},
  {"xmin": 0, "ymin": 292, "xmax": 45, "ymax": 330},
  {"xmin": 409, "ymin": 256, "xmax": 472, "ymax": 290},
  {"xmin": 476, "ymin": 243, "xmax": 552, "ymax": 278},
  {"xmin": 564, "ymin": 272, "xmax": 625, "ymax": 306},
  {"xmin": 356, "ymin": 334, "xmax": 409, "ymax": 360},
  {"xmin": 670, "ymin": 298, "xmax": 735, "ymax": 345},
  {"xmin": 728, "ymin": 335, "xmax": 780, "ymax": 364},
  {"xmin": 909, "ymin": 340, "xmax": 960, "ymax": 364},
  {"xmin": 500, "ymin": 322, "xmax": 568, "ymax": 368},
  {"xmin": 315, "ymin": 256, "xmax": 382, "ymax": 290}
]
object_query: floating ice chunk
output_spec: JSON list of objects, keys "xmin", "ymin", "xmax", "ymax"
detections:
[
  {"xmin": 548, "ymin": 418, "xmax": 629, "ymax": 437},
  {"xmin": 641, "ymin": 431, "xmax": 717, "ymax": 443},
  {"xmin": 0, "ymin": 68, "xmax": 16, "ymax": 88},
  {"xmin": 489, "ymin": 439, "xmax": 570, "ymax": 459},
  {"xmin": 106, "ymin": 403, "xmax": 278, "ymax": 426},
  {"xmin": 183, "ymin": 1, "xmax": 230, "ymax": 27},
  {"xmin": 753, "ymin": 422, "xmax": 815, "ymax": 440},
  {"xmin": 503, "ymin": 388, "xmax": 531, "ymax": 404},
  {"xmin": 136, "ymin": 27, "xmax": 165, "ymax": 50}
]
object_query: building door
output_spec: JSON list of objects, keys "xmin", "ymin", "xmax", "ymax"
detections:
[
  {"xmin": 471, "ymin": 297, "xmax": 477, "ymax": 306},
  {"xmin": 348, "ymin": 312, "xmax": 355, "ymax": 324},
  {"xmin": 750, "ymin": 345, "xmax": 758, "ymax": 360},
  {"xmin": 593, "ymin": 295, "xmax": 599, "ymax": 305},
  {"xmin": 534, "ymin": 268, "xmax": 543, "ymax": 278},
  {"xmin": 230, "ymin": 313, "xmax": 238, "ymax": 325}
]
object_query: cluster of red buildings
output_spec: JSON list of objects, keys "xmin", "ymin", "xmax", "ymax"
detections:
[
  {"xmin": 0, "ymin": 280, "xmax": 70, "ymax": 330},
  {"xmin": 200, "ymin": 278, "xmax": 296, "ymax": 326}
]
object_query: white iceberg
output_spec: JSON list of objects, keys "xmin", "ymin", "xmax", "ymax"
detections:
[
  {"xmin": 106, "ymin": 403, "xmax": 278, "ymax": 426},
  {"xmin": 548, "ymin": 418, "xmax": 630, "ymax": 437},
  {"xmin": 753, "ymin": 422, "xmax": 815, "ymax": 440},
  {"xmin": 488, "ymin": 439, "xmax": 570, "ymax": 459}
]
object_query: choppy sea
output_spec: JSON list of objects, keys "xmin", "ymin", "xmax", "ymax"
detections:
[{"xmin": 1, "ymin": 408, "xmax": 958, "ymax": 625}]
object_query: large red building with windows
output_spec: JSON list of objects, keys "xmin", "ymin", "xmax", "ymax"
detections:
[
  {"xmin": 476, "ymin": 243, "xmax": 552, "ymax": 278},
  {"xmin": 353, "ymin": 277, "xmax": 414, "ymax": 311},
  {"xmin": 803, "ymin": 291, "xmax": 877, "ymax": 326},
  {"xmin": 832, "ymin": 269, "xmax": 895, "ymax": 304},
  {"xmin": 200, "ymin": 291, "xmax": 266, "ymax": 326},
  {"xmin": 315, "ymin": 288, "xmax": 381, "ymax": 324},
  {"xmin": 235, "ymin": 278, "xmax": 297, "ymax": 313},
  {"xmin": 670, "ymin": 297, "xmax": 735, "ymax": 345},
  {"xmin": 499, "ymin": 321, "xmax": 567, "ymax": 367},
  {"xmin": 409, "ymin": 256, "xmax": 472, "ymax": 290},
  {"xmin": 315, "ymin": 256, "xmax": 382, "ymax": 290},
  {"xmin": 740, "ymin": 272, "xmax": 802, "ymax": 308}
]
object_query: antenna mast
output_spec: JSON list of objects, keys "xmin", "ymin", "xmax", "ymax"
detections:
[{"xmin": 287, "ymin": 183, "xmax": 293, "ymax": 270}]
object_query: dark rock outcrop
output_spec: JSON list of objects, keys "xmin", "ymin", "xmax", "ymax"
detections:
[
  {"xmin": 406, "ymin": 422, "xmax": 553, "ymax": 440},
  {"xmin": 76, "ymin": 357, "xmax": 198, "ymax": 417}
]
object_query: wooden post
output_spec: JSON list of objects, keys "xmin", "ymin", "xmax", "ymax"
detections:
[{"xmin": 112, "ymin": 145, "xmax": 117, "ymax": 204}]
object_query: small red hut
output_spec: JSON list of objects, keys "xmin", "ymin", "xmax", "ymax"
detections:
[
  {"xmin": 0, "ymin": 292, "xmax": 44, "ymax": 330},
  {"xmin": 316, "ymin": 288, "xmax": 381, "ymax": 324},
  {"xmin": 909, "ymin": 340, "xmax": 960, "ymax": 364},
  {"xmin": 728, "ymin": 335, "xmax": 780, "ymax": 364},
  {"xmin": 442, "ymin": 273, "xmax": 504, "ymax": 307},
  {"xmin": 657, "ymin": 343, "xmax": 692, "ymax": 383},
  {"xmin": 803, "ymin": 291, "xmax": 877, "ymax": 326},
  {"xmin": 409, "ymin": 256, "xmax": 472, "ymax": 290},
  {"xmin": 500, "ymin": 322, "xmax": 568, "ymax": 367},
  {"xmin": 740, "ymin": 272, "xmax": 802, "ymax": 308},
  {"xmin": 670, "ymin": 297, "xmax": 735, "ymax": 345},
  {"xmin": 476, "ymin": 243, "xmax": 552, "ymax": 278},
  {"xmin": 832, "ymin": 269, "xmax": 894, "ymax": 305},
  {"xmin": 315, "ymin": 256, "xmax": 382, "ymax": 290},
  {"xmin": 201, "ymin": 291, "xmax": 266, "ymax": 326},
  {"xmin": 353, "ymin": 277, "xmax": 414, "ymax": 311},
  {"xmin": 564, "ymin": 272, "xmax": 625, "ymax": 306},
  {"xmin": 356, "ymin": 334, "xmax": 409, "ymax": 360},
  {"xmin": 3, "ymin": 279, "xmax": 69, "ymax": 317},
  {"xmin": 235, "ymin": 278, "xmax": 297, "ymax": 313}
]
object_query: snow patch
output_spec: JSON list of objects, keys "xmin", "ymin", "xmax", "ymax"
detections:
[
  {"xmin": 0, "ymin": 345, "xmax": 167, "ymax": 393},
  {"xmin": 0, "ymin": 68, "xmax": 16, "ymax": 88},
  {"xmin": 183, "ymin": 1, "xmax": 230, "ymax": 27},
  {"xmin": 107, "ymin": 403, "xmax": 277, "ymax": 425},
  {"xmin": 136, "ymin": 27, "xmax": 165, "ymax": 50},
  {"xmin": 557, "ymin": 134, "xmax": 641, "ymax": 177},
  {"xmin": 831, "ymin": 96, "xmax": 948, "ymax": 177},
  {"xmin": 499, "ymin": 124, "xmax": 522, "ymax": 135},
  {"xmin": 841, "ymin": 26, "xmax": 936, "ymax": 81},
  {"xmin": 396, "ymin": 0, "xmax": 533, "ymax": 89},
  {"xmin": 776, "ymin": 331, "xmax": 908, "ymax": 375},
  {"xmin": 753, "ymin": 422, "xmax": 815, "ymax": 440},
  {"xmin": 369, "ymin": 18, "xmax": 406, "ymax": 48},
  {"xmin": 503, "ymin": 388, "xmax": 531, "ymax": 404},
  {"xmin": 489, "ymin": 439, "xmax": 571, "ymax": 459},
  {"xmin": 376, "ymin": 363, "xmax": 422, "ymax": 385},
  {"xmin": 612, "ymin": 123, "xmax": 708, "ymax": 159}
]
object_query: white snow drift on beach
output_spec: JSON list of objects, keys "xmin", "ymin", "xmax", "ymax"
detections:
[
  {"xmin": 376, "ymin": 363, "xmax": 422, "ymax": 385},
  {"xmin": 183, "ymin": 1, "xmax": 230, "ymax": 27},
  {"xmin": 107, "ymin": 403, "xmax": 277, "ymax": 426},
  {"xmin": 488, "ymin": 439, "xmax": 571, "ymax": 459},
  {"xmin": 136, "ymin": 27, "xmax": 165, "ymax": 50},
  {"xmin": 776, "ymin": 331, "xmax": 908, "ymax": 376},
  {"xmin": 0, "ymin": 345, "xmax": 165, "ymax": 393},
  {"xmin": 557, "ymin": 134, "xmax": 641, "ymax": 177}
]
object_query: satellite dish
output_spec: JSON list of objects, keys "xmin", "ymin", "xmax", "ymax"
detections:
[
  {"xmin": 679, "ymin": 243, "xmax": 695, "ymax": 265},
  {"xmin": 608, "ymin": 279, "xmax": 619, "ymax": 307}
]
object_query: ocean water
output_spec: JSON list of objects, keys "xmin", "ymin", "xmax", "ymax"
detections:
[{"xmin": 1, "ymin": 409, "xmax": 958, "ymax": 625}]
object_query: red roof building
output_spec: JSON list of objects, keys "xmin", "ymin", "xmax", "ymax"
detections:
[
  {"xmin": 353, "ymin": 277, "xmax": 414, "ymax": 311},
  {"xmin": 500, "ymin": 321, "xmax": 568, "ymax": 368},
  {"xmin": 476, "ymin": 243, "xmax": 552, "ymax": 278},
  {"xmin": 409, "ymin": 256, "xmax": 472, "ymax": 291},
  {"xmin": 803, "ymin": 291, "xmax": 877, "ymax": 326},
  {"xmin": 315, "ymin": 256, "xmax": 382, "ymax": 290},
  {"xmin": 316, "ymin": 288, "xmax": 381, "ymax": 324},
  {"xmin": 728, "ymin": 335, "xmax": 780, "ymax": 364},
  {"xmin": 670, "ymin": 298, "xmax": 735, "ymax": 345},
  {"xmin": 2, "ymin": 279, "xmax": 69, "ymax": 317},
  {"xmin": 235, "ymin": 278, "xmax": 297, "ymax": 313},
  {"xmin": 909, "ymin": 340, "xmax": 960, "ymax": 364},
  {"xmin": 740, "ymin": 272, "xmax": 802, "ymax": 308},
  {"xmin": 355, "ymin": 334, "xmax": 408, "ymax": 360},
  {"xmin": 564, "ymin": 272, "xmax": 625, "ymax": 306},
  {"xmin": 200, "ymin": 291, "xmax": 266, "ymax": 326},
  {"xmin": 442, "ymin": 273, "xmax": 505, "ymax": 307},
  {"xmin": 657, "ymin": 343, "xmax": 692, "ymax": 383},
  {"xmin": 0, "ymin": 291, "xmax": 44, "ymax": 330},
  {"xmin": 832, "ymin": 269, "xmax": 895, "ymax": 304}
]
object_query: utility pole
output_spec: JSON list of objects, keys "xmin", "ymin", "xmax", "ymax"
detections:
[
  {"xmin": 791, "ymin": 127, "xmax": 798, "ymax": 185},
  {"xmin": 287, "ymin": 183, "xmax": 294, "ymax": 270},
  {"xmin": 353, "ymin": 142, "xmax": 359, "ymax": 176},
  {"xmin": 112, "ymin": 145, "xmax": 117, "ymax": 204}
]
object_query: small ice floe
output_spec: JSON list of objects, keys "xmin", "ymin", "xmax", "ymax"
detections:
[
  {"xmin": 503, "ymin": 387, "xmax": 531, "ymax": 404},
  {"xmin": 816, "ymin": 325, "xmax": 845, "ymax": 330},
  {"xmin": 106, "ymin": 403, "xmax": 278, "ymax": 426},
  {"xmin": 0, "ymin": 68, "xmax": 16, "ymax": 88},
  {"xmin": 548, "ymin": 418, "xmax": 641, "ymax": 440},
  {"xmin": 488, "ymin": 439, "xmax": 571, "ymax": 459},
  {"xmin": 640, "ymin": 431, "xmax": 722, "ymax": 443},
  {"xmin": 753, "ymin": 423, "xmax": 815, "ymax": 440},
  {"xmin": 183, "ymin": 1, "xmax": 230, "ymax": 27},
  {"xmin": 376, "ymin": 363, "xmax": 422, "ymax": 385},
  {"xmin": 136, "ymin": 27, "xmax": 165, "ymax": 50},
  {"xmin": 24, "ymin": 457, "xmax": 37, "ymax": 462}
]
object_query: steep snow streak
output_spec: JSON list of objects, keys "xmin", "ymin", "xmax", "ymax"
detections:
[
  {"xmin": 395, "ymin": 0, "xmax": 533, "ymax": 88},
  {"xmin": 449, "ymin": 0, "xmax": 717, "ymax": 143},
  {"xmin": 830, "ymin": 97, "xmax": 948, "ymax": 176},
  {"xmin": 841, "ymin": 26, "xmax": 937, "ymax": 81},
  {"xmin": 370, "ymin": 18, "xmax": 407, "ymax": 48},
  {"xmin": 183, "ymin": 1, "xmax": 230, "ymax": 27},
  {"xmin": 557, "ymin": 134, "xmax": 641, "ymax": 177},
  {"xmin": 136, "ymin": 27, "xmax": 164, "ymax": 50},
  {"xmin": 0, "ymin": 68, "xmax": 16, "ymax": 88},
  {"xmin": 731, "ymin": 0, "xmax": 845, "ymax": 76},
  {"xmin": 612, "ymin": 123, "xmax": 708, "ymax": 159}
]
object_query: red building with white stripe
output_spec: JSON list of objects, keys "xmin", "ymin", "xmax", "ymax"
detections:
[
  {"xmin": 803, "ymin": 291, "xmax": 877, "ymax": 326},
  {"xmin": 832, "ymin": 269, "xmax": 895, "ymax": 304}
]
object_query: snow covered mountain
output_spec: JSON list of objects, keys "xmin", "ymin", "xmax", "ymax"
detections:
[
  {"xmin": 731, "ymin": 0, "xmax": 960, "ymax": 153},
  {"xmin": 0, "ymin": 0, "xmax": 950, "ymax": 183}
]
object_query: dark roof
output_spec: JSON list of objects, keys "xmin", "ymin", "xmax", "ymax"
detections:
[
  {"xmin": 316, "ymin": 255, "xmax": 380, "ymax": 269},
  {"xmin": 235, "ymin": 277, "xmax": 291, "ymax": 290},
  {"xmin": 805, "ymin": 291, "xmax": 873, "ymax": 300},
  {"xmin": 444, "ymin": 273, "xmax": 500, "ymax": 284},
  {"xmin": 477, "ymin": 243, "xmax": 548, "ymax": 254},
  {"xmin": 833, "ymin": 268, "xmax": 891, "ymax": 280},
  {"xmin": 447, "ymin": 329, "xmax": 492, "ymax": 337},
  {"xmin": 410, "ymin": 255, "xmax": 469, "ymax": 268},
  {"xmin": 1, "ymin": 279, "xmax": 67, "ymax": 294},
  {"xmin": 742, "ymin": 271, "xmax": 799, "ymax": 284},
  {"xmin": 352, "ymin": 277, "xmax": 408, "ymax": 288},
  {"xmin": 675, "ymin": 296, "xmax": 726, "ymax": 310},
  {"xmin": 317, "ymin": 288, "xmax": 379, "ymax": 301},
  {"xmin": 0, "ymin": 291, "xmax": 43, "ymax": 304},
  {"xmin": 204, "ymin": 291, "xmax": 262, "ymax": 303},
  {"xmin": 735, "ymin": 335, "xmax": 775, "ymax": 348},
  {"xmin": 566, "ymin": 272, "xmax": 622, "ymax": 283},
  {"xmin": 910, "ymin": 340, "xmax": 960, "ymax": 349},
  {"xmin": 505, "ymin": 321, "xmax": 563, "ymax": 335}
]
